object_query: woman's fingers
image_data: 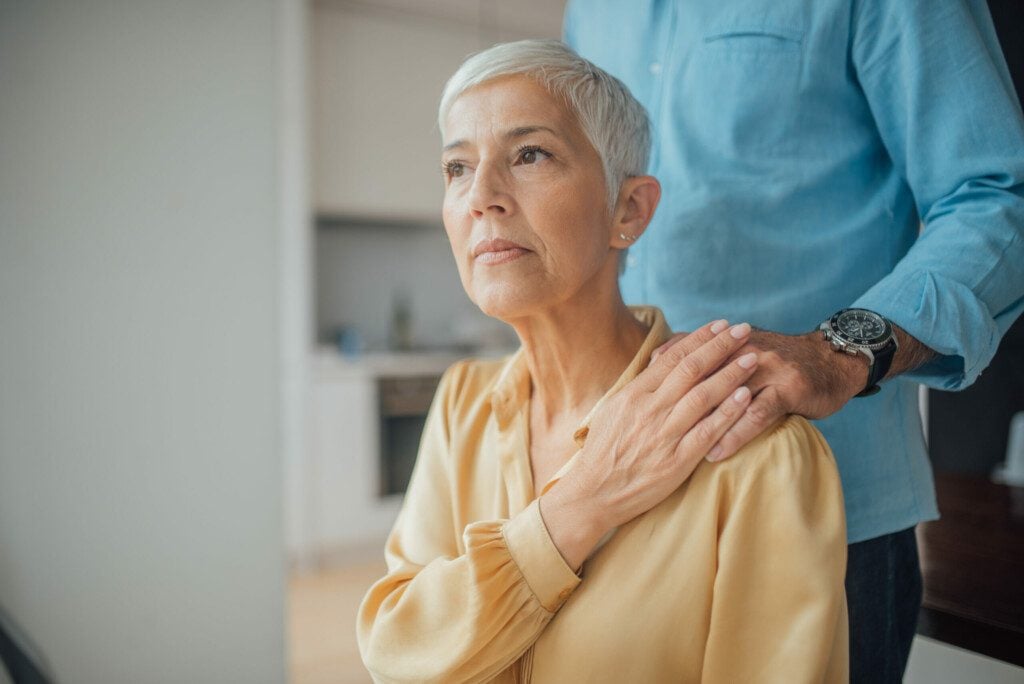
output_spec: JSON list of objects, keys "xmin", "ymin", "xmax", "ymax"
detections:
[
  {"xmin": 705, "ymin": 386, "xmax": 789, "ymax": 462},
  {"xmin": 665, "ymin": 349, "xmax": 758, "ymax": 434},
  {"xmin": 672, "ymin": 380, "xmax": 754, "ymax": 469},
  {"xmin": 634, "ymin": 319, "xmax": 726, "ymax": 392},
  {"xmin": 654, "ymin": 322, "xmax": 752, "ymax": 403},
  {"xmin": 649, "ymin": 319, "xmax": 726, "ymax": 363}
]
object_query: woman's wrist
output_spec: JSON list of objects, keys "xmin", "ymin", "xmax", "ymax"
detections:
[{"xmin": 538, "ymin": 480, "xmax": 610, "ymax": 573}]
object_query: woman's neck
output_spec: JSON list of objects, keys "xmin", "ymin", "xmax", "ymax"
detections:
[{"xmin": 511, "ymin": 292, "xmax": 649, "ymax": 430}]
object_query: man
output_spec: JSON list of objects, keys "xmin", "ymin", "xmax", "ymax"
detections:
[{"xmin": 564, "ymin": 0, "xmax": 1024, "ymax": 680}]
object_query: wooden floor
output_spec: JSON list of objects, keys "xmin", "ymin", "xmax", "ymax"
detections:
[{"xmin": 287, "ymin": 559, "xmax": 386, "ymax": 684}]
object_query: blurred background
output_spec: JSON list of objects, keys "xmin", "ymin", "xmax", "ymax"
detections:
[{"xmin": 0, "ymin": 1, "xmax": 1021, "ymax": 683}]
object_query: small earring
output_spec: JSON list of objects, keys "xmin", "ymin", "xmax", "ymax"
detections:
[{"xmin": 619, "ymin": 233, "xmax": 638, "ymax": 241}]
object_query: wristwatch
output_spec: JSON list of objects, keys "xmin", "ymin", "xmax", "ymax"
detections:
[{"xmin": 818, "ymin": 308, "xmax": 899, "ymax": 398}]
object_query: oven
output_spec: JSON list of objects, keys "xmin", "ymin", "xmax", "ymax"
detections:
[{"xmin": 376, "ymin": 373, "xmax": 442, "ymax": 497}]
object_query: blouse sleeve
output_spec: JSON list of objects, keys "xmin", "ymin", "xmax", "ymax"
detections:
[
  {"xmin": 701, "ymin": 417, "xmax": 849, "ymax": 683},
  {"xmin": 356, "ymin": 362, "xmax": 582, "ymax": 684}
]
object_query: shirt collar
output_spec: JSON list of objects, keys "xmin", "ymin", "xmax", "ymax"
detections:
[{"xmin": 489, "ymin": 306, "xmax": 674, "ymax": 490}]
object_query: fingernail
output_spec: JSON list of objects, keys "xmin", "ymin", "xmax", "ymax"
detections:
[
  {"xmin": 737, "ymin": 352, "xmax": 757, "ymax": 369},
  {"xmin": 733, "ymin": 386, "xmax": 751, "ymax": 402},
  {"xmin": 711, "ymin": 319, "xmax": 729, "ymax": 334},
  {"xmin": 706, "ymin": 445, "xmax": 724, "ymax": 462},
  {"xmin": 730, "ymin": 322, "xmax": 751, "ymax": 339}
]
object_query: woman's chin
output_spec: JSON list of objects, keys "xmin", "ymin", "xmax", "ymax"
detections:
[
  {"xmin": 474, "ymin": 299, "xmax": 530, "ymax": 323},
  {"xmin": 471, "ymin": 284, "xmax": 544, "ymax": 323}
]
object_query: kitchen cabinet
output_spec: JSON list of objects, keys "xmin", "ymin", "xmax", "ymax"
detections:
[
  {"xmin": 308, "ymin": 361, "xmax": 397, "ymax": 557},
  {"xmin": 301, "ymin": 347, "xmax": 464, "ymax": 563}
]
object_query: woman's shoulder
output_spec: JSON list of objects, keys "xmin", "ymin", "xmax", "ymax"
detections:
[
  {"xmin": 683, "ymin": 414, "xmax": 847, "ymax": 545},
  {"xmin": 434, "ymin": 353, "xmax": 519, "ymax": 416},
  {"xmin": 704, "ymin": 414, "xmax": 843, "ymax": 498},
  {"xmin": 741, "ymin": 413, "xmax": 834, "ymax": 460},
  {"xmin": 442, "ymin": 354, "xmax": 511, "ymax": 385},
  {"xmin": 438, "ymin": 354, "xmax": 515, "ymax": 394}
]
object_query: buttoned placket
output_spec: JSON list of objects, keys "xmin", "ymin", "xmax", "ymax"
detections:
[{"xmin": 490, "ymin": 356, "xmax": 537, "ymax": 515}]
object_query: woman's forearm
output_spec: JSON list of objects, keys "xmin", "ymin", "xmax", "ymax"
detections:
[
  {"xmin": 538, "ymin": 479, "xmax": 612, "ymax": 572},
  {"xmin": 359, "ymin": 506, "xmax": 579, "ymax": 683}
]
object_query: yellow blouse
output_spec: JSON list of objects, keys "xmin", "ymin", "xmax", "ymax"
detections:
[{"xmin": 358, "ymin": 306, "xmax": 848, "ymax": 683}]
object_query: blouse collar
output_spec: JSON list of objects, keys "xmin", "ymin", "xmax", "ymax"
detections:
[{"xmin": 489, "ymin": 305, "xmax": 674, "ymax": 496}]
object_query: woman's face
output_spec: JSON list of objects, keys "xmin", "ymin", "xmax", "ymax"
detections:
[{"xmin": 440, "ymin": 75, "xmax": 617, "ymax": 322}]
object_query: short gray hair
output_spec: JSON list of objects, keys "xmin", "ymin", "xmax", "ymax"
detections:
[{"xmin": 438, "ymin": 39, "xmax": 651, "ymax": 210}]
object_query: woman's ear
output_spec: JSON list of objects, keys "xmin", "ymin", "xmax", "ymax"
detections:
[{"xmin": 610, "ymin": 175, "xmax": 661, "ymax": 248}]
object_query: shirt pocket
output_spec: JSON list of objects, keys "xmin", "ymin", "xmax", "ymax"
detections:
[{"xmin": 680, "ymin": 24, "xmax": 805, "ymax": 160}]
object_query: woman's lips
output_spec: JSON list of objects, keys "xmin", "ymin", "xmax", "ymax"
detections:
[
  {"xmin": 476, "ymin": 247, "xmax": 530, "ymax": 265},
  {"xmin": 472, "ymin": 238, "xmax": 531, "ymax": 265}
]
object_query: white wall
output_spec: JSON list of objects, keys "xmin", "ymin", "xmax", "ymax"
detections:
[
  {"xmin": 310, "ymin": 0, "xmax": 564, "ymax": 220},
  {"xmin": 0, "ymin": 1, "xmax": 302, "ymax": 681},
  {"xmin": 278, "ymin": 0, "xmax": 316, "ymax": 592}
]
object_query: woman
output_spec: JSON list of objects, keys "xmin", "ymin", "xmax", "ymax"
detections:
[{"xmin": 358, "ymin": 40, "xmax": 848, "ymax": 683}]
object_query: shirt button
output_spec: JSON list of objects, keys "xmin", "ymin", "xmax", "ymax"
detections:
[
  {"xmin": 626, "ymin": 255, "xmax": 638, "ymax": 268},
  {"xmin": 649, "ymin": 62, "xmax": 662, "ymax": 75}
]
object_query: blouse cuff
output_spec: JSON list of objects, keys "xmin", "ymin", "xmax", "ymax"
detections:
[{"xmin": 501, "ymin": 499, "xmax": 582, "ymax": 613}]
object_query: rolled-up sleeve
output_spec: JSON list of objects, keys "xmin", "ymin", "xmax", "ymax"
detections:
[
  {"xmin": 849, "ymin": 0, "xmax": 1024, "ymax": 389},
  {"xmin": 356, "ymin": 363, "xmax": 581, "ymax": 684}
]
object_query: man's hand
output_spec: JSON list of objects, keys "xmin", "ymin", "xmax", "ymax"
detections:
[
  {"xmin": 651, "ymin": 323, "xmax": 936, "ymax": 463},
  {"xmin": 705, "ymin": 329, "xmax": 868, "ymax": 461}
]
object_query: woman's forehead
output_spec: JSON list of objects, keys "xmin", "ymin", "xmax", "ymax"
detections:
[{"xmin": 442, "ymin": 75, "xmax": 579, "ymax": 146}]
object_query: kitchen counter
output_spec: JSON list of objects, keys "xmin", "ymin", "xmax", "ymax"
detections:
[{"xmin": 312, "ymin": 345, "xmax": 516, "ymax": 381}]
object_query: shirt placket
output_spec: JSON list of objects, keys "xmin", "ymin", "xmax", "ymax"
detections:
[{"xmin": 491, "ymin": 389, "xmax": 535, "ymax": 515}]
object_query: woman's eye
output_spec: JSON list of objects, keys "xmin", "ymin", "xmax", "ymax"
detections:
[
  {"xmin": 443, "ymin": 161, "xmax": 465, "ymax": 179},
  {"xmin": 516, "ymin": 146, "xmax": 549, "ymax": 166}
]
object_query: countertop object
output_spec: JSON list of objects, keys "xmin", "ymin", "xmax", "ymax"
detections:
[
  {"xmin": 311, "ymin": 345, "xmax": 516, "ymax": 381},
  {"xmin": 916, "ymin": 471, "xmax": 1024, "ymax": 667}
]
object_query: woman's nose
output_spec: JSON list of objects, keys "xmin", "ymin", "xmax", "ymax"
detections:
[{"xmin": 467, "ymin": 165, "xmax": 510, "ymax": 218}]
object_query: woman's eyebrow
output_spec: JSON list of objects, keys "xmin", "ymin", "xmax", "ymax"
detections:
[
  {"xmin": 442, "ymin": 125, "xmax": 560, "ymax": 153},
  {"xmin": 506, "ymin": 125, "xmax": 558, "ymax": 140}
]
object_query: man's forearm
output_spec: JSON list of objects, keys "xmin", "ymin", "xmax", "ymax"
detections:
[
  {"xmin": 887, "ymin": 325, "xmax": 938, "ymax": 380},
  {"xmin": 701, "ymin": 322, "xmax": 942, "ymax": 460}
]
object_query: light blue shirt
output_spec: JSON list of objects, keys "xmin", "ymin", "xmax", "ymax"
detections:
[{"xmin": 565, "ymin": 0, "xmax": 1024, "ymax": 543}]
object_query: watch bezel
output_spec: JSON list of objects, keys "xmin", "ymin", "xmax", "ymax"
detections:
[{"xmin": 826, "ymin": 308, "xmax": 894, "ymax": 351}]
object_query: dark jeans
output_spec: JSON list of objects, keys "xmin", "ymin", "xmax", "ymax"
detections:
[{"xmin": 845, "ymin": 526, "xmax": 923, "ymax": 683}]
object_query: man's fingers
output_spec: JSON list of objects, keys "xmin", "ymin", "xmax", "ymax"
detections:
[{"xmin": 704, "ymin": 387, "xmax": 787, "ymax": 462}]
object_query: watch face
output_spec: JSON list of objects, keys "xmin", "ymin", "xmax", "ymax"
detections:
[{"xmin": 833, "ymin": 309, "xmax": 890, "ymax": 345}]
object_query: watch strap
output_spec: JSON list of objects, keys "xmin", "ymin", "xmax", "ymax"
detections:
[{"xmin": 856, "ymin": 338, "xmax": 897, "ymax": 397}]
